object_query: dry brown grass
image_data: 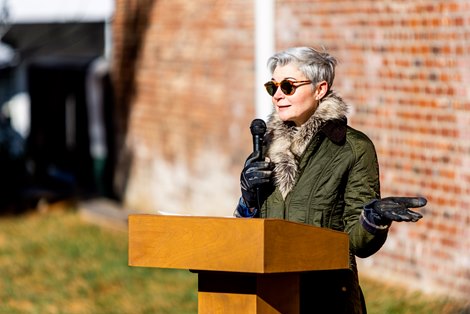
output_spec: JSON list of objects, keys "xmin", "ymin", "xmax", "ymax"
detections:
[{"xmin": 0, "ymin": 206, "xmax": 468, "ymax": 313}]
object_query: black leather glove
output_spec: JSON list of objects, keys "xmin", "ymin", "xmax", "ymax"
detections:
[
  {"xmin": 368, "ymin": 197, "xmax": 426, "ymax": 222},
  {"xmin": 240, "ymin": 151, "xmax": 274, "ymax": 208}
]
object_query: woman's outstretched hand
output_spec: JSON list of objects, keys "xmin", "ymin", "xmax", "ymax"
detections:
[{"xmin": 368, "ymin": 197, "xmax": 426, "ymax": 222}]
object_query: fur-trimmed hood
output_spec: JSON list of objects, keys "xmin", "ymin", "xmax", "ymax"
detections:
[{"xmin": 265, "ymin": 91, "xmax": 349, "ymax": 198}]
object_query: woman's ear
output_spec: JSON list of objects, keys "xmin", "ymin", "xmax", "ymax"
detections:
[{"xmin": 315, "ymin": 81, "xmax": 329, "ymax": 100}]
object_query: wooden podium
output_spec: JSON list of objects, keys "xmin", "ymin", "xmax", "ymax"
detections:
[{"xmin": 128, "ymin": 215, "xmax": 349, "ymax": 313}]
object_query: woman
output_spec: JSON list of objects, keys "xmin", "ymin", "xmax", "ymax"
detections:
[{"xmin": 235, "ymin": 47, "xmax": 425, "ymax": 313}]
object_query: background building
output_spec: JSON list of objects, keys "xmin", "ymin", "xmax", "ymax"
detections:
[
  {"xmin": 111, "ymin": 0, "xmax": 470, "ymax": 301},
  {"xmin": 0, "ymin": 0, "xmax": 114, "ymax": 208}
]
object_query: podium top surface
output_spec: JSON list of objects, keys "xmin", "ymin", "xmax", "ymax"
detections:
[{"xmin": 128, "ymin": 215, "xmax": 349, "ymax": 273}]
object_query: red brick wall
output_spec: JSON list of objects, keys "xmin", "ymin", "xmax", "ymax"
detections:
[
  {"xmin": 276, "ymin": 0, "xmax": 470, "ymax": 300},
  {"xmin": 112, "ymin": 0, "xmax": 255, "ymax": 216},
  {"xmin": 112, "ymin": 0, "xmax": 470, "ymax": 301}
]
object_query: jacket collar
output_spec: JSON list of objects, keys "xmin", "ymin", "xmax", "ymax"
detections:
[
  {"xmin": 264, "ymin": 90, "xmax": 349, "ymax": 198},
  {"xmin": 320, "ymin": 117, "xmax": 347, "ymax": 145}
]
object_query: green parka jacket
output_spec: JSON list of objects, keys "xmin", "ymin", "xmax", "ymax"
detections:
[{"xmin": 257, "ymin": 92, "xmax": 389, "ymax": 313}]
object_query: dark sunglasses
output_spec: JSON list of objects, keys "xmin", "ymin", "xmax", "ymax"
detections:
[{"xmin": 264, "ymin": 79, "xmax": 312, "ymax": 96}]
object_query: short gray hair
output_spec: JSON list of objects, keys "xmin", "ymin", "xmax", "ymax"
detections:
[{"xmin": 267, "ymin": 47, "xmax": 337, "ymax": 88}]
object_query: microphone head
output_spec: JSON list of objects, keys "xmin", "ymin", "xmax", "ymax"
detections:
[{"xmin": 250, "ymin": 119, "xmax": 267, "ymax": 136}]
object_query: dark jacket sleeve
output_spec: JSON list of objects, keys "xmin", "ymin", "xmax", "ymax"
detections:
[{"xmin": 343, "ymin": 131, "xmax": 389, "ymax": 258}]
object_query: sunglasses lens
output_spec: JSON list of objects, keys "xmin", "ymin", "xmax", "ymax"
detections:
[
  {"xmin": 280, "ymin": 80, "xmax": 295, "ymax": 95},
  {"xmin": 264, "ymin": 82, "xmax": 277, "ymax": 96}
]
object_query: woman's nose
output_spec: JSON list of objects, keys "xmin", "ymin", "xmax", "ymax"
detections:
[{"xmin": 273, "ymin": 86, "xmax": 285, "ymax": 99}]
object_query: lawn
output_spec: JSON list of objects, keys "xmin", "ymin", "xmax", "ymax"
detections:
[
  {"xmin": 0, "ymin": 207, "xmax": 468, "ymax": 313},
  {"xmin": 0, "ymin": 208, "xmax": 197, "ymax": 314}
]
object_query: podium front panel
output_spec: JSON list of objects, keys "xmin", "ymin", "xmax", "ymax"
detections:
[{"xmin": 128, "ymin": 215, "xmax": 349, "ymax": 273}]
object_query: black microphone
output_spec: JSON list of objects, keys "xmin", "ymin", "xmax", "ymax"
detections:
[{"xmin": 250, "ymin": 119, "xmax": 267, "ymax": 161}]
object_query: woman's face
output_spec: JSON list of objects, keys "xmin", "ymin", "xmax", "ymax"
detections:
[{"xmin": 271, "ymin": 64, "xmax": 319, "ymax": 126}]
